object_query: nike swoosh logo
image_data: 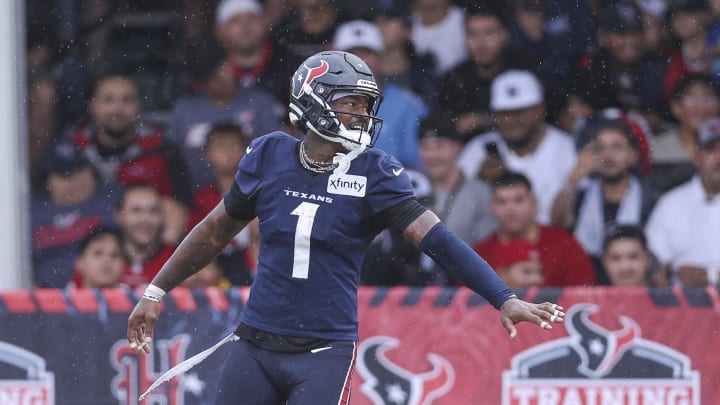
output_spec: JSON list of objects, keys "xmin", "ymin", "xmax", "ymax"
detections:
[
  {"xmin": 392, "ymin": 167, "xmax": 404, "ymax": 176},
  {"xmin": 310, "ymin": 346, "xmax": 333, "ymax": 353},
  {"xmin": 246, "ymin": 146, "xmax": 253, "ymax": 153}
]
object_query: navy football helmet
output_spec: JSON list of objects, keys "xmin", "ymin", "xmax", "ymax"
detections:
[{"xmin": 289, "ymin": 51, "xmax": 384, "ymax": 150}]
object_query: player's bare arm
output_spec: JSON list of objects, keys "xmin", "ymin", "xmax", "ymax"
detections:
[
  {"xmin": 402, "ymin": 209, "xmax": 565, "ymax": 338},
  {"xmin": 127, "ymin": 201, "xmax": 250, "ymax": 354}
]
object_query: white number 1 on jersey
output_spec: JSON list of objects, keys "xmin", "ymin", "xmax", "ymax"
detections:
[{"xmin": 290, "ymin": 202, "xmax": 320, "ymax": 279}]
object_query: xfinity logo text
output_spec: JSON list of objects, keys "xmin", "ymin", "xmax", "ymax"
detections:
[{"xmin": 327, "ymin": 174, "xmax": 367, "ymax": 197}]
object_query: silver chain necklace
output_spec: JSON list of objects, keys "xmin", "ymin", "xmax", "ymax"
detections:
[{"xmin": 298, "ymin": 141, "xmax": 337, "ymax": 173}]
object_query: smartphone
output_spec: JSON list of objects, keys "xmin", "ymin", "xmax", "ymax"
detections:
[{"xmin": 485, "ymin": 142, "xmax": 500, "ymax": 157}]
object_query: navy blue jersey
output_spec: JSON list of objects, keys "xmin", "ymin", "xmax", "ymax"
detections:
[{"xmin": 234, "ymin": 132, "xmax": 415, "ymax": 340}]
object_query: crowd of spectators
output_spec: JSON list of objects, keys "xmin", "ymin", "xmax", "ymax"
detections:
[{"xmin": 26, "ymin": 0, "xmax": 720, "ymax": 291}]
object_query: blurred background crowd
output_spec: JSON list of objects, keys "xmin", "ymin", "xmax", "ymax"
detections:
[{"xmin": 26, "ymin": 0, "xmax": 720, "ymax": 292}]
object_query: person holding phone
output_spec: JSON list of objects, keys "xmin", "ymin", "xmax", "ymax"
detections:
[{"xmin": 458, "ymin": 70, "xmax": 577, "ymax": 224}]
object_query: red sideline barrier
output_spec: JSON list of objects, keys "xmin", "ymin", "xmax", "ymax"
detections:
[
  {"xmin": 0, "ymin": 286, "xmax": 718, "ymax": 404},
  {"xmin": 353, "ymin": 286, "xmax": 719, "ymax": 404}
]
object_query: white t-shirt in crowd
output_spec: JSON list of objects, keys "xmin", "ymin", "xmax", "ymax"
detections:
[
  {"xmin": 457, "ymin": 125, "xmax": 577, "ymax": 224},
  {"xmin": 645, "ymin": 176, "xmax": 720, "ymax": 283},
  {"xmin": 411, "ymin": 6, "xmax": 467, "ymax": 75}
]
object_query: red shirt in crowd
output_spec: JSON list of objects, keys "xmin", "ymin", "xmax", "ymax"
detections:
[
  {"xmin": 188, "ymin": 184, "xmax": 223, "ymax": 230},
  {"xmin": 121, "ymin": 244, "xmax": 176, "ymax": 288},
  {"xmin": 474, "ymin": 226, "xmax": 596, "ymax": 287}
]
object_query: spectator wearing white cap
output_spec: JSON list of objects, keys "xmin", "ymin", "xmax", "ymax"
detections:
[
  {"xmin": 645, "ymin": 117, "xmax": 720, "ymax": 287},
  {"xmin": 436, "ymin": 4, "xmax": 538, "ymax": 139},
  {"xmin": 457, "ymin": 69, "xmax": 577, "ymax": 225},
  {"xmin": 214, "ymin": 0, "xmax": 302, "ymax": 109},
  {"xmin": 333, "ymin": 20, "xmax": 428, "ymax": 168}
]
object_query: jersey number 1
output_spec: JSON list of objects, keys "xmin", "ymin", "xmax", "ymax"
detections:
[{"xmin": 290, "ymin": 202, "xmax": 319, "ymax": 279}]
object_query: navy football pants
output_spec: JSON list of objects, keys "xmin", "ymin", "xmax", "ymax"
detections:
[{"xmin": 214, "ymin": 339, "xmax": 357, "ymax": 404}]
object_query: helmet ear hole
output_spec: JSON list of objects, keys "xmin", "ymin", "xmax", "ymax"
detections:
[{"xmin": 288, "ymin": 111, "xmax": 305, "ymax": 129}]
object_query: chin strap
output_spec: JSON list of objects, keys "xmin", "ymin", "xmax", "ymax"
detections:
[{"xmin": 333, "ymin": 142, "xmax": 366, "ymax": 175}]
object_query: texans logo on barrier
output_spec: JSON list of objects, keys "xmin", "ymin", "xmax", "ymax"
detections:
[
  {"xmin": 357, "ymin": 336, "xmax": 455, "ymax": 405},
  {"xmin": 293, "ymin": 60, "xmax": 329, "ymax": 98},
  {"xmin": 502, "ymin": 303, "xmax": 700, "ymax": 404},
  {"xmin": 569, "ymin": 303, "xmax": 639, "ymax": 378}
]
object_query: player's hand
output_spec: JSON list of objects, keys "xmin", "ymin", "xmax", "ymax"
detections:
[
  {"xmin": 127, "ymin": 298, "xmax": 161, "ymax": 355},
  {"xmin": 499, "ymin": 298, "xmax": 564, "ymax": 339}
]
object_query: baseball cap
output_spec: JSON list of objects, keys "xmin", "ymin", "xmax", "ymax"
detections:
[
  {"xmin": 44, "ymin": 142, "xmax": 90, "ymax": 176},
  {"xmin": 599, "ymin": 1, "xmax": 644, "ymax": 33},
  {"xmin": 418, "ymin": 110, "xmax": 462, "ymax": 142},
  {"xmin": 697, "ymin": 118, "xmax": 720, "ymax": 148},
  {"xmin": 216, "ymin": 0, "xmax": 262, "ymax": 24},
  {"xmin": 491, "ymin": 238, "xmax": 541, "ymax": 270},
  {"xmin": 490, "ymin": 70, "xmax": 543, "ymax": 111},
  {"xmin": 333, "ymin": 20, "xmax": 385, "ymax": 53}
]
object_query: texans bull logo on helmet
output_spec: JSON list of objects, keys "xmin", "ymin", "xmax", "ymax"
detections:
[{"xmin": 293, "ymin": 60, "xmax": 330, "ymax": 99}]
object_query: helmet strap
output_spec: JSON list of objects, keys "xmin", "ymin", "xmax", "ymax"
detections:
[{"xmin": 333, "ymin": 144, "xmax": 366, "ymax": 175}]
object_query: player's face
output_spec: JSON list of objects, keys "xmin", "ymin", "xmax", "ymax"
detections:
[
  {"xmin": 419, "ymin": 137, "xmax": 462, "ymax": 181},
  {"xmin": 330, "ymin": 95, "xmax": 372, "ymax": 132},
  {"xmin": 216, "ymin": 12, "xmax": 267, "ymax": 51},
  {"xmin": 77, "ymin": 234, "xmax": 125, "ymax": 288},
  {"xmin": 465, "ymin": 15, "xmax": 507, "ymax": 66},
  {"xmin": 205, "ymin": 132, "xmax": 247, "ymax": 176},
  {"xmin": 495, "ymin": 104, "xmax": 544, "ymax": 148},
  {"xmin": 491, "ymin": 185, "xmax": 537, "ymax": 235},
  {"xmin": 595, "ymin": 129, "xmax": 637, "ymax": 181},
  {"xmin": 116, "ymin": 187, "xmax": 164, "ymax": 248},
  {"xmin": 695, "ymin": 139, "xmax": 720, "ymax": 191},
  {"xmin": 90, "ymin": 77, "xmax": 140, "ymax": 138},
  {"xmin": 47, "ymin": 167, "xmax": 96, "ymax": 206},
  {"xmin": 501, "ymin": 261, "xmax": 543, "ymax": 289},
  {"xmin": 602, "ymin": 238, "xmax": 649, "ymax": 286}
]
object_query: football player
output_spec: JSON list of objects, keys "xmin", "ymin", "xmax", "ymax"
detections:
[{"xmin": 127, "ymin": 50, "xmax": 565, "ymax": 404}]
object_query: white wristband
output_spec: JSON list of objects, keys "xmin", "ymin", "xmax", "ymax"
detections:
[{"xmin": 142, "ymin": 284, "xmax": 166, "ymax": 302}]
